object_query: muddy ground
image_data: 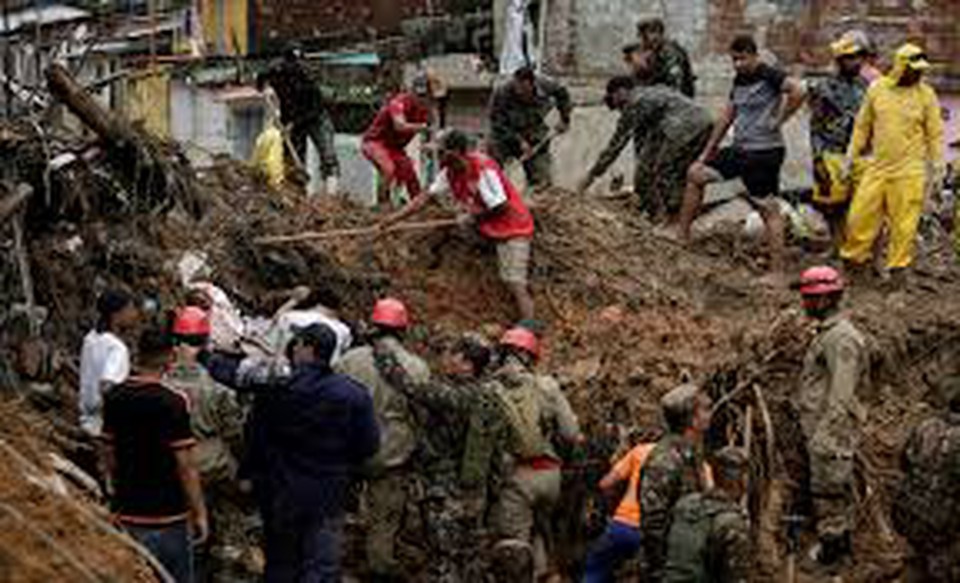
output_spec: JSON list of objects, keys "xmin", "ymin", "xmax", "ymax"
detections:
[{"xmin": 3, "ymin": 150, "xmax": 960, "ymax": 581}]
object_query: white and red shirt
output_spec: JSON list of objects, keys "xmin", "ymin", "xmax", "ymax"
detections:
[{"xmin": 429, "ymin": 153, "xmax": 534, "ymax": 241}]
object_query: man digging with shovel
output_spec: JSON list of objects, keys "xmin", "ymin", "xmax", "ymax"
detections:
[{"xmin": 377, "ymin": 129, "xmax": 537, "ymax": 321}]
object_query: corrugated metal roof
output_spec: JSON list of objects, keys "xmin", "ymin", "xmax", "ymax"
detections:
[{"xmin": 0, "ymin": 4, "xmax": 89, "ymax": 35}]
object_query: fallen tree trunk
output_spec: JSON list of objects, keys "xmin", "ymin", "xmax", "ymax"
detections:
[
  {"xmin": 46, "ymin": 63, "xmax": 131, "ymax": 147},
  {"xmin": 45, "ymin": 63, "xmax": 204, "ymax": 218}
]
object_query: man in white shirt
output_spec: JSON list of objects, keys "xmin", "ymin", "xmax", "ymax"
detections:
[{"xmin": 79, "ymin": 289, "xmax": 138, "ymax": 436}]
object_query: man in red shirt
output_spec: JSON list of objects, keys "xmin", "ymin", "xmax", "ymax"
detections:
[
  {"xmin": 362, "ymin": 72, "xmax": 442, "ymax": 207},
  {"xmin": 377, "ymin": 129, "xmax": 536, "ymax": 320}
]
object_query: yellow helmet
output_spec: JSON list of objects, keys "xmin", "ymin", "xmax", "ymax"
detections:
[{"xmin": 894, "ymin": 43, "xmax": 931, "ymax": 72}]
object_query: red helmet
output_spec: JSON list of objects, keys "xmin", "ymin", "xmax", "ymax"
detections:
[
  {"xmin": 500, "ymin": 327, "xmax": 540, "ymax": 359},
  {"xmin": 172, "ymin": 306, "xmax": 211, "ymax": 336},
  {"xmin": 371, "ymin": 298, "xmax": 410, "ymax": 329},
  {"xmin": 799, "ymin": 266, "xmax": 844, "ymax": 296}
]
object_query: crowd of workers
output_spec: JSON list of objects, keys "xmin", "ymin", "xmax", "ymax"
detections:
[
  {"xmin": 72, "ymin": 14, "xmax": 960, "ymax": 583},
  {"xmin": 78, "ymin": 264, "xmax": 960, "ymax": 583}
]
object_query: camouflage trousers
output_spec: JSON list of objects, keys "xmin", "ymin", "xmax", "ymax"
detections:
[
  {"xmin": 633, "ymin": 124, "xmax": 712, "ymax": 220},
  {"xmin": 420, "ymin": 481, "xmax": 484, "ymax": 583},
  {"xmin": 365, "ymin": 468, "xmax": 413, "ymax": 577}
]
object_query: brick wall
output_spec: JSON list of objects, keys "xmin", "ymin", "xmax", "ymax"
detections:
[
  {"xmin": 254, "ymin": 0, "xmax": 437, "ymax": 50},
  {"xmin": 542, "ymin": 0, "xmax": 960, "ymax": 86}
]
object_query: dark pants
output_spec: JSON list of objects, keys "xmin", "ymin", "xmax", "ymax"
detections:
[
  {"xmin": 126, "ymin": 521, "xmax": 194, "ymax": 583},
  {"xmin": 263, "ymin": 504, "xmax": 344, "ymax": 583},
  {"xmin": 291, "ymin": 114, "xmax": 339, "ymax": 178},
  {"xmin": 582, "ymin": 520, "xmax": 641, "ymax": 583}
]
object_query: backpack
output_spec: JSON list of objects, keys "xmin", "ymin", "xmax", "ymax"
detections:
[
  {"xmin": 664, "ymin": 493, "xmax": 737, "ymax": 583},
  {"xmin": 492, "ymin": 374, "xmax": 549, "ymax": 460}
]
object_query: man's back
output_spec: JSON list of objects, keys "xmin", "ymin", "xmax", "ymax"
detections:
[
  {"xmin": 337, "ymin": 337, "xmax": 430, "ymax": 469},
  {"xmin": 103, "ymin": 377, "xmax": 195, "ymax": 523},
  {"xmin": 664, "ymin": 491, "xmax": 749, "ymax": 583}
]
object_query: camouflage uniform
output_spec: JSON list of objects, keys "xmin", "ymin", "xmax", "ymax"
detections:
[
  {"xmin": 648, "ymin": 40, "xmax": 697, "ymax": 98},
  {"xmin": 164, "ymin": 362, "xmax": 249, "ymax": 581},
  {"xmin": 490, "ymin": 357, "xmax": 581, "ymax": 576},
  {"xmin": 489, "ymin": 75, "xmax": 572, "ymax": 189},
  {"xmin": 373, "ymin": 346, "xmax": 508, "ymax": 582},
  {"xmin": 336, "ymin": 336, "xmax": 431, "ymax": 578},
  {"xmin": 664, "ymin": 491, "xmax": 750, "ymax": 583},
  {"xmin": 587, "ymin": 85, "xmax": 712, "ymax": 218},
  {"xmin": 794, "ymin": 315, "xmax": 867, "ymax": 541},
  {"xmin": 808, "ymin": 74, "xmax": 868, "ymax": 227},
  {"xmin": 638, "ymin": 433, "xmax": 706, "ymax": 582},
  {"xmin": 892, "ymin": 409, "xmax": 960, "ymax": 582}
]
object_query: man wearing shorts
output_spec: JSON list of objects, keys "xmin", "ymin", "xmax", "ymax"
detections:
[
  {"xmin": 677, "ymin": 35, "xmax": 806, "ymax": 274},
  {"xmin": 377, "ymin": 129, "xmax": 536, "ymax": 321}
]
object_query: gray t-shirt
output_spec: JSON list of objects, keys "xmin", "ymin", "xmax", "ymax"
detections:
[{"xmin": 730, "ymin": 63, "xmax": 787, "ymax": 151}]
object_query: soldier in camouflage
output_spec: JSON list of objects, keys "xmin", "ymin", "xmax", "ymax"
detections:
[
  {"xmin": 164, "ymin": 307, "xmax": 248, "ymax": 580},
  {"xmin": 373, "ymin": 333, "xmax": 509, "ymax": 583},
  {"xmin": 892, "ymin": 377, "xmax": 960, "ymax": 582},
  {"xmin": 335, "ymin": 298, "xmax": 431, "ymax": 581},
  {"xmin": 577, "ymin": 76, "xmax": 712, "ymax": 221},
  {"xmin": 793, "ymin": 266, "xmax": 867, "ymax": 571},
  {"xmin": 808, "ymin": 33, "xmax": 870, "ymax": 243},
  {"xmin": 489, "ymin": 66, "xmax": 572, "ymax": 190},
  {"xmin": 637, "ymin": 18, "xmax": 696, "ymax": 98},
  {"xmin": 664, "ymin": 447, "xmax": 751, "ymax": 583},
  {"xmin": 639, "ymin": 383, "xmax": 712, "ymax": 583}
]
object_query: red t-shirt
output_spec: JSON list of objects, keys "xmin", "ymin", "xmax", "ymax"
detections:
[
  {"xmin": 432, "ymin": 153, "xmax": 534, "ymax": 240},
  {"xmin": 363, "ymin": 93, "xmax": 430, "ymax": 151}
]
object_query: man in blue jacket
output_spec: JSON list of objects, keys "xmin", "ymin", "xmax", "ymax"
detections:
[{"xmin": 202, "ymin": 323, "xmax": 380, "ymax": 582}]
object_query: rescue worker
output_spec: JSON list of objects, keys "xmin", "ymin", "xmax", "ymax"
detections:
[
  {"xmin": 793, "ymin": 266, "xmax": 867, "ymax": 571},
  {"xmin": 377, "ymin": 129, "xmax": 537, "ymax": 321},
  {"xmin": 202, "ymin": 323, "xmax": 380, "ymax": 582},
  {"xmin": 582, "ymin": 437, "xmax": 656, "ymax": 583},
  {"xmin": 639, "ymin": 383, "xmax": 712, "ymax": 583},
  {"xmin": 257, "ymin": 45, "xmax": 340, "ymax": 196},
  {"xmin": 362, "ymin": 72, "xmax": 443, "ymax": 207},
  {"xmin": 892, "ymin": 377, "xmax": 960, "ymax": 582},
  {"xmin": 163, "ymin": 307, "xmax": 246, "ymax": 580},
  {"xmin": 808, "ymin": 33, "xmax": 870, "ymax": 247},
  {"xmin": 677, "ymin": 35, "xmax": 806, "ymax": 276},
  {"xmin": 577, "ymin": 76, "xmax": 713, "ymax": 222},
  {"xmin": 374, "ymin": 332, "xmax": 508, "ymax": 582},
  {"xmin": 663, "ymin": 447, "xmax": 750, "ymax": 583},
  {"xmin": 335, "ymin": 298, "xmax": 430, "ymax": 581},
  {"xmin": 840, "ymin": 44, "xmax": 945, "ymax": 284},
  {"xmin": 490, "ymin": 326, "xmax": 583, "ymax": 579},
  {"xmin": 636, "ymin": 17, "xmax": 696, "ymax": 97},
  {"xmin": 488, "ymin": 66, "xmax": 572, "ymax": 190}
]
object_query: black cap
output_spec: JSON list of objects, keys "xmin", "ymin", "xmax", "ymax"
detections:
[{"xmin": 289, "ymin": 322, "xmax": 337, "ymax": 365}]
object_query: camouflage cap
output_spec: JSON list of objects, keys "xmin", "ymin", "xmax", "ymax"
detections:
[
  {"xmin": 713, "ymin": 446, "xmax": 749, "ymax": 483},
  {"xmin": 661, "ymin": 383, "xmax": 700, "ymax": 430}
]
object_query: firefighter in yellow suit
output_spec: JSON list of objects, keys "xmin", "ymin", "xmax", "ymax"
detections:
[{"xmin": 840, "ymin": 43, "xmax": 944, "ymax": 278}]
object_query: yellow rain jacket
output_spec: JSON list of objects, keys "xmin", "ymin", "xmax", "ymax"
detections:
[
  {"xmin": 251, "ymin": 123, "xmax": 285, "ymax": 188},
  {"xmin": 841, "ymin": 44, "xmax": 944, "ymax": 268}
]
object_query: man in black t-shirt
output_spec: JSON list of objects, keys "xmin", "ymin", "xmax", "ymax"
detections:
[
  {"xmin": 104, "ymin": 327, "xmax": 208, "ymax": 583},
  {"xmin": 677, "ymin": 34, "xmax": 806, "ymax": 278}
]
